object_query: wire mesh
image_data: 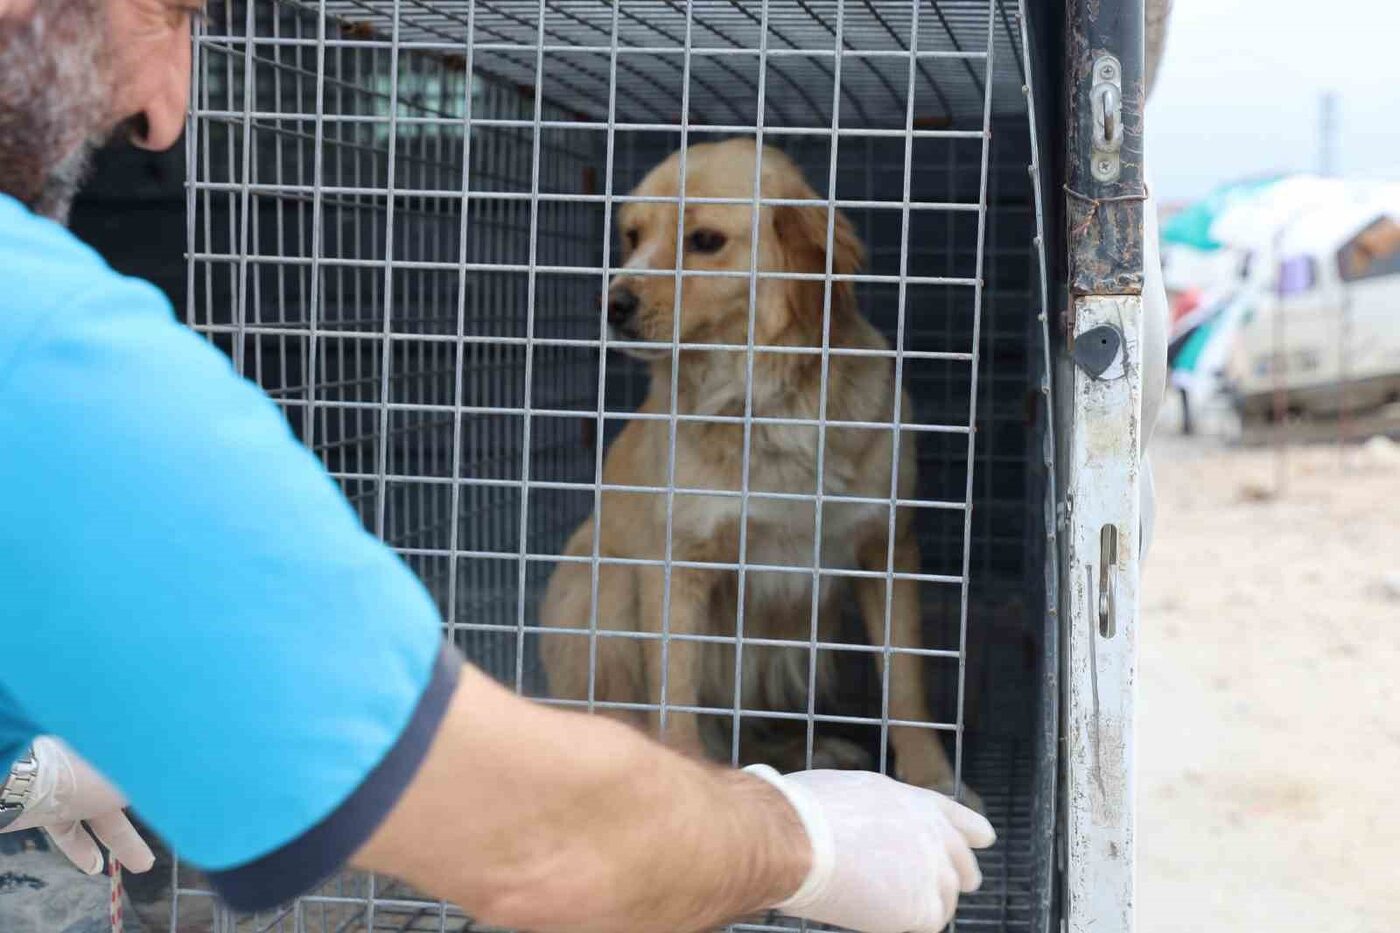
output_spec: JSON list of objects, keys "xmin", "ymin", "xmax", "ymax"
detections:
[{"xmin": 170, "ymin": 1, "xmax": 1053, "ymax": 931}]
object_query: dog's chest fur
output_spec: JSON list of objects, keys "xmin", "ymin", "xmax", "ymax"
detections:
[{"xmin": 656, "ymin": 351, "xmax": 894, "ymax": 613}]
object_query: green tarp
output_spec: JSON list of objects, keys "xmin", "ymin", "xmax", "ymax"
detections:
[
  {"xmin": 1161, "ymin": 175, "xmax": 1285, "ymax": 251},
  {"xmin": 1173, "ymin": 312, "xmax": 1218, "ymax": 374}
]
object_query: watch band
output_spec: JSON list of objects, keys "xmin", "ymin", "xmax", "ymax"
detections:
[{"xmin": 0, "ymin": 746, "xmax": 38, "ymax": 830}]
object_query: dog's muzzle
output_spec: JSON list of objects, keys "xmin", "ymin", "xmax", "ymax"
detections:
[
  {"xmin": 604, "ymin": 283, "xmax": 668, "ymax": 359},
  {"xmin": 606, "ymin": 285, "xmax": 639, "ymax": 334}
]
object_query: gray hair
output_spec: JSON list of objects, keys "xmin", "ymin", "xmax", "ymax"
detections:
[{"xmin": 0, "ymin": 0, "xmax": 110, "ymax": 222}]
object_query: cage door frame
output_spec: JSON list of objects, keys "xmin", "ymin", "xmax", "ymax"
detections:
[
  {"xmin": 1060, "ymin": 0, "xmax": 1147, "ymax": 929},
  {"xmin": 1061, "ymin": 293, "xmax": 1142, "ymax": 932}
]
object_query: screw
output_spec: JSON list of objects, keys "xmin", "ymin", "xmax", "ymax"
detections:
[{"xmin": 1097, "ymin": 158, "xmax": 1113, "ymax": 173}]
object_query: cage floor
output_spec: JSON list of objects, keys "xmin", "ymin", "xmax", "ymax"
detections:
[
  {"xmin": 140, "ymin": 598, "xmax": 1044, "ymax": 933},
  {"xmin": 137, "ymin": 731, "xmax": 1034, "ymax": 933}
]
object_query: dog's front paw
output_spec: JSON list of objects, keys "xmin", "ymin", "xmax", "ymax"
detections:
[
  {"xmin": 931, "ymin": 779, "xmax": 986, "ymax": 816},
  {"xmin": 897, "ymin": 760, "xmax": 987, "ymax": 815},
  {"xmin": 809, "ymin": 736, "xmax": 874, "ymax": 771}
]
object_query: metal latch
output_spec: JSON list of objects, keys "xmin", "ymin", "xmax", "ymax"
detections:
[
  {"xmin": 1097, "ymin": 524, "xmax": 1119, "ymax": 637},
  {"xmin": 1089, "ymin": 54, "xmax": 1123, "ymax": 182}
]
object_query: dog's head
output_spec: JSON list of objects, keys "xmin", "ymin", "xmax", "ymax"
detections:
[{"xmin": 606, "ymin": 138, "xmax": 865, "ymax": 358}]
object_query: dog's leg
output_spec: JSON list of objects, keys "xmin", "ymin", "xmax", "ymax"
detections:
[
  {"xmin": 540, "ymin": 521, "xmax": 646, "ymax": 731},
  {"xmin": 636, "ymin": 562, "xmax": 721, "ymax": 760},
  {"xmin": 854, "ymin": 526, "xmax": 967, "ymax": 802}
]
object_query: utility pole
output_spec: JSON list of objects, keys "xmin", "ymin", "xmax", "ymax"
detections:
[{"xmin": 1318, "ymin": 91, "xmax": 1338, "ymax": 176}]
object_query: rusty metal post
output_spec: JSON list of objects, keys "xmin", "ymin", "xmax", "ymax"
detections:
[{"xmin": 1065, "ymin": 0, "xmax": 1145, "ymax": 297}]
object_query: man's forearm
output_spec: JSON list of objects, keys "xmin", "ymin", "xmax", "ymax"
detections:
[{"xmin": 353, "ymin": 663, "xmax": 810, "ymax": 933}]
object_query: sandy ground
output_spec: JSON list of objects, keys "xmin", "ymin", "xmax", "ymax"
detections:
[{"xmin": 1139, "ymin": 429, "xmax": 1400, "ymax": 932}]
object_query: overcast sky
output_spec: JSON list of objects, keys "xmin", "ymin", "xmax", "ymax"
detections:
[{"xmin": 1146, "ymin": 0, "xmax": 1400, "ymax": 203}]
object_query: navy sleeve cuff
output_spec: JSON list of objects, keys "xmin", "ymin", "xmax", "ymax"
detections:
[{"xmin": 205, "ymin": 641, "xmax": 461, "ymax": 913}]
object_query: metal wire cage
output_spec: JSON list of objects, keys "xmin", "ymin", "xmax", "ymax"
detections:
[{"xmin": 173, "ymin": 0, "xmax": 1063, "ymax": 930}]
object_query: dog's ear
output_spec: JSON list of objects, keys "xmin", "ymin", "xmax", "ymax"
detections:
[
  {"xmin": 773, "ymin": 199, "xmax": 866, "ymax": 279},
  {"xmin": 827, "ymin": 207, "xmax": 867, "ymax": 280},
  {"xmin": 774, "ymin": 192, "xmax": 866, "ymax": 323}
]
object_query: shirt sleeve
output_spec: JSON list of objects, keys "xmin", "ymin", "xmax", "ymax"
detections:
[{"xmin": 0, "ymin": 275, "xmax": 459, "ymax": 912}]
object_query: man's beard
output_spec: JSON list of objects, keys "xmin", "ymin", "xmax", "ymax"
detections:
[{"xmin": 0, "ymin": 0, "xmax": 111, "ymax": 223}]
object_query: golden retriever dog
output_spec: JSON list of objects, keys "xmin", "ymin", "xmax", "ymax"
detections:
[{"xmin": 541, "ymin": 138, "xmax": 972, "ymax": 803}]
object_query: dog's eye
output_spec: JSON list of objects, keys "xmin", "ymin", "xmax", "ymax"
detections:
[
  {"xmin": 623, "ymin": 228, "xmax": 639, "ymax": 252},
  {"xmin": 687, "ymin": 229, "xmax": 727, "ymax": 255}
]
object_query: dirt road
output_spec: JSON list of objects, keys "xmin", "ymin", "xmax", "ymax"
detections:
[{"xmin": 1139, "ymin": 435, "xmax": 1400, "ymax": 932}]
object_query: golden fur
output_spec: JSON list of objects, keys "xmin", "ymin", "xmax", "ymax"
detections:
[{"xmin": 541, "ymin": 139, "xmax": 967, "ymax": 800}]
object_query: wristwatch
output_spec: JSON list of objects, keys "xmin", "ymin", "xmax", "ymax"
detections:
[{"xmin": 0, "ymin": 746, "xmax": 38, "ymax": 830}]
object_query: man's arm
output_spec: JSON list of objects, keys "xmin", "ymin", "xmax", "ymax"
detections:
[{"xmin": 355, "ymin": 664, "xmax": 808, "ymax": 933}]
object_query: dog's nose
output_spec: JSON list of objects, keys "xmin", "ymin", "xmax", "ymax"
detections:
[{"xmin": 607, "ymin": 286, "xmax": 639, "ymax": 328}]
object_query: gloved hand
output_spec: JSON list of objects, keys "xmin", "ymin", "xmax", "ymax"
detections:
[
  {"xmin": 746, "ymin": 765, "xmax": 995, "ymax": 933},
  {"xmin": 2, "ymin": 737, "xmax": 155, "ymax": 875}
]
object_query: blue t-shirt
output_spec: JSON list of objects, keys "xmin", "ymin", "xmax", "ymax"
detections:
[{"xmin": 0, "ymin": 194, "xmax": 458, "ymax": 911}]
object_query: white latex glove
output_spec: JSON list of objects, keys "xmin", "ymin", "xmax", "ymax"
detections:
[
  {"xmin": 3, "ymin": 737, "xmax": 155, "ymax": 875},
  {"xmin": 747, "ymin": 765, "xmax": 995, "ymax": 933}
]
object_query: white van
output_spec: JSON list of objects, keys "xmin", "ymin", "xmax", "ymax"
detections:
[{"xmin": 1231, "ymin": 208, "xmax": 1400, "ymax": 419}]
